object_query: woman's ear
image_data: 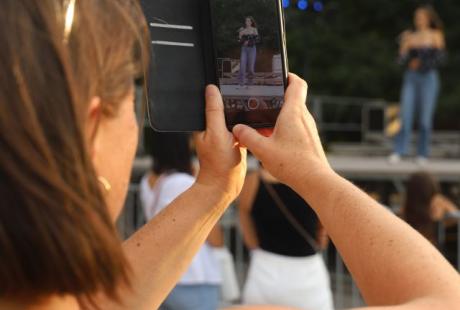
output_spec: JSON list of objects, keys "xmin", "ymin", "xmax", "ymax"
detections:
[{"xmin": 85, "ymin": 96, "xmax": 102, "ymax": 160}]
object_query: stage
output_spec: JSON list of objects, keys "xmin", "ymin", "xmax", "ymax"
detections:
[
  {"xmin": 220, "ymin": 84, "xmax": 284, "ymax": 97},
  {"xmin": 133, "ymin": 155, "xmax": 460, "ymax": 182},
  {"xmin": 328, "ymin": 155, "xmax": 460, "ymax": 182}
]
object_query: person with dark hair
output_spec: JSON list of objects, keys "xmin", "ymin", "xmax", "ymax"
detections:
[
  {"xmin": 238, "ymin": 16, "xmax": 259, "ymax": 87},
  {"xmin": 140, "ymin": 132, "xmax": 223, "ymax": 310},
  {"xmin": 390, "ymin": 5, "xmax": 446, "ymax": 165},
  {"xmin": 404, "ymin": 172, "xmax": 458, "ymax": 244}
]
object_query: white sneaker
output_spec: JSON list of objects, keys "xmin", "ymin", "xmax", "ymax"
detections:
[
  {"xmin": 388, "ymin": 153, "xmax": 401, "ymax": 164},
  {"xmin": 416, "ymin": 156, "xmax": 428, "ymax": 166}
]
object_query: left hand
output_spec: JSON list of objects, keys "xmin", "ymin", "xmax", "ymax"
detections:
[{"xmin": 195, "ymin": 85, "xmax": 247, "ymax": 200}]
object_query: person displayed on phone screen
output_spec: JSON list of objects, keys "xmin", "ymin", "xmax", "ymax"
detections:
[{"xmin": 238, "ymin": 16, "xmax": 259, "ymax": 87}]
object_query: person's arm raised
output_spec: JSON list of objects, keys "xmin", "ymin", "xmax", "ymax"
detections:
[
  {"xmin": 233, "ymin": 74, "xmax": 460, "ymax": 310},
  {"xmin": 89, "ymin": 86, "xmax": 246, "ymax": 310},
  {"xmin": 237, "ymin": 171, "xmax": 260, "ymax": 250}
]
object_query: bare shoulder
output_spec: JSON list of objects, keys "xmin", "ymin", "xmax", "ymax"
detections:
[
  {"xmin": 432, "ymin": 29, "xmax": 444, "ymax": 38},
  {"xmin": 401, "ymin": 29, "xmax": 414, "ymax": 38},
  {"xmin": 432, "ymin": 30, "xmax": 445, "ymax": 47},
  {"xmin": 431, "ymin": 194, "xmax": 458, "ymax": 219}
]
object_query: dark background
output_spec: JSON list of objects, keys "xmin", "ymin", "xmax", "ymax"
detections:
[
  {"xmin": 284, "ymin": 0, "xmax": 460, "ymax": 130},
  {"xmin": 211, "ymin": 0, "xmax": 282, "ymax": 72}
]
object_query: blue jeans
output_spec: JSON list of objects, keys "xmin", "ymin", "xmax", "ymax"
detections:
[
  {"xmin": 394, "ymin": 70, "xmax": 440, "ymax": 157},
  {"xmin": 239, "ymin": 46, "xmax": 257, "ymax": 85},
  {"xmin": 159, "ymin": 284, "xmax": 220, "ymax": 310}
]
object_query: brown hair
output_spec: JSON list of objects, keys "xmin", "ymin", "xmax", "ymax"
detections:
[
  {"xmin": 245, "ymin": 16, "xmax": 258, "ymax": 28},
  {"xmin": 416, "ymin": 5, "xmax": 444, "ymax": 32},
  {"xmin": 404, "ymin": 172, "xmax": 440, "ymax": 243},
  {"xmin": 0, "ymin": 0, "xmax": 148, "ymax": 304}
]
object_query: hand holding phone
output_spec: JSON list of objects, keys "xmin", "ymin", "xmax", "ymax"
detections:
[{"xmin": 233, "ymin": 74, "xmax": 330, "ymax": 189}]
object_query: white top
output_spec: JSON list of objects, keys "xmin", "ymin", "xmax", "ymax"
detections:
[{"xmin": 140, "ymin": 172, "xmax": 222, "ymax": 285}]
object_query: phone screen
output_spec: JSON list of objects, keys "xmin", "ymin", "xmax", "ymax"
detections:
[{"xmin": 209, "ymin": 0, "xmax": 287, "ymax": 128}]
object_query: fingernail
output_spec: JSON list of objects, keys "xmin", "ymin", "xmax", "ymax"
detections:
[
  {"xmin": 232, "ymin": 124, "xmax": 243, "ymax": 136},
  {"xmin": 206, "ymin": 85, "xmax": 217, "ymax": 96}
]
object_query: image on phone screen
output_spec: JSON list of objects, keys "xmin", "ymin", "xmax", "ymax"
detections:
[{"xmin": 209, "ymin": 0, "xmax": 287, "ymax": 128}]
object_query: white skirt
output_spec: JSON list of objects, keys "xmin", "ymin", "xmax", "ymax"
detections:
[{"xmin": 242, "ymin": 249, "xmax": 334, "ymax": 310}]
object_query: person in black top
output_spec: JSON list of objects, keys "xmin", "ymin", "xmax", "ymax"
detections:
[
  {"xmin": 238, "ymin": 16, "xmax": 259, "ymax": 87},
  {"xmin": 389, "ymin": 5, "xmax": 446, "ymax": 165},
  {"xmin": 238, "ymin": 167, "xmax": 333, "ymax": 310}
]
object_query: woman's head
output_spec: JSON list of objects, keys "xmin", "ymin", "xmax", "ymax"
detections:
[
  {"xmin": 0, "ymin": 0, "xmax": 148, "ymax": 304},
  {"xmin": 404, "ymin": 172, "xmax": 440, "ymax": 240},
  {"xmin": 414, "ymin": 5, "xmax": 444, "ymax": 31},
  {"xmin": 149, "ymin": 132, "xmax": 193, "ymax": 176},
  {"xmin": 245, "ymin": 16, "xmax": 257, "ymax": 28}
]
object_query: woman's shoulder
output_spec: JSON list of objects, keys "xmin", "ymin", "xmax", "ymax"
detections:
[
  {"xmin": 400, "ymin": 29, "xmax": 414, "ymax": 39},
  {"xmin": 431, "ymin": 30, "xmax": 445, "ymax": 48},
  {"xmin": 431, "ymin": 29, "xmax": 444, "ymax": 36}
]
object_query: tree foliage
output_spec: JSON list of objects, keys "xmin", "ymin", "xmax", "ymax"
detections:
[
  {"xmin": 285, "ymin": 0, "xmax": 460, "ymax": 129},
  {"xmin": 211, "ymin": 0, "xmax": 281, "ymax": 59}
]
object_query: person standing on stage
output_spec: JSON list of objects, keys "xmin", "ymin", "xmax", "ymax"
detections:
[
  {"xmin": 238, "ymin": 16, "xmax": 259, "ymax": 87},
  {"xmin": 389, "ymin": 5, "xmax": 446, "ymax": 165}
]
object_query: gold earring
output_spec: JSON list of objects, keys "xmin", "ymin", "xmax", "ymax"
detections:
[{"xmin": 98, "ymin": 176, "xmax": 112, "ymax": 192}]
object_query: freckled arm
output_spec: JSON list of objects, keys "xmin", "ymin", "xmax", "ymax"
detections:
[{"xmin": 292, "ymin": 170, "xmax": 460, "ymax": 308}]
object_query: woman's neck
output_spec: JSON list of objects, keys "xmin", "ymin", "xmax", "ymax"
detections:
[{"xmin": 0, "ymin": 295, "xmax": 79, "ymax": 310}]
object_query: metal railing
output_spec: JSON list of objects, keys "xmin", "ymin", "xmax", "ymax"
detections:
[{"xmin": 118, "ymin": 184, "xmax": 460, "ymax": 309}]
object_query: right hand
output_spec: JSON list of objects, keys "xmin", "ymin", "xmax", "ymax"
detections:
[
  {"xmin": 195, "ymin": 85, "xmax": 247, "ymax": 200},
  {"xmin": 232, "ymin": 74, "xmax": 332, "ymax": 190}
]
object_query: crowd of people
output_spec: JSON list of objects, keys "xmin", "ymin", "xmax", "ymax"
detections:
[{"xmin": 0, "ymin": 1, "xmax": 459, "ymax": 310}]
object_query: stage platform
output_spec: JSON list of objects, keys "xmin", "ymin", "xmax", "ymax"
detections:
[
  {"xmin": 328, "ymin": 155, "xmax": 460, "ymax": 182},
  {"xmin": 132, "ymin": 155, "xmax": 460, "ymax": 182},
  {"xmin": 220, "ymin": 84, "xmax": 284, "ymax": 97}
]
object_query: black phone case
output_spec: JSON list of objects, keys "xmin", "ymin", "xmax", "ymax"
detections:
[
  {"xmin": 141, "ymin": 0, "xmax": 286, "ymax": 132},
  {"xmin": 141, "ymin": 0, "xmax": 213, "ymax": 131}
]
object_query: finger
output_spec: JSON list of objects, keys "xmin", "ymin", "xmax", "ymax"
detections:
[
  {"xmin": 192, "ymin": 131, "xmax": 203, "ymax": 143},
  {"xmin": 233, "ymin": 124, "xmax": 268, "ymax": 159},
  {"xmin": 204, "ymin": 85, "xmax": 228, "ymax": 133},
  {"xmin": 283, "ymin": 73, "xmax": 308, "ymax": 111}
]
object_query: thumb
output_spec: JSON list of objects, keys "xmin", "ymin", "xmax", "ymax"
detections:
[
  {"xmin": 233, "ymin": 124, "xmax": 268, "ymax": 159},
  {"xmin": 204, "ymin": 85, "xmax": 227, "ymax": 133}
]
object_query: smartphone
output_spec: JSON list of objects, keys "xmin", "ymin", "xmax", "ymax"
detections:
[{"xmin": 208, "ymin": 0, "xmax": 288, "ymax": 129}]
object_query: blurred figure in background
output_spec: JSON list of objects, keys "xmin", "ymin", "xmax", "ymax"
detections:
[
  {"xmin": 404, "ymin": 171, "xmax": 458, "ymax": 244},
  {"xmin": 140, "ymin": 132, "xmax": 223, "ymax": 310},
  {"xmin": 390, "ymin": 5, "xmax": 446, "ymax": 165},
  {"xmin": 237, "ymin": 167, "xmax": 333, "ymax": 310}
]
